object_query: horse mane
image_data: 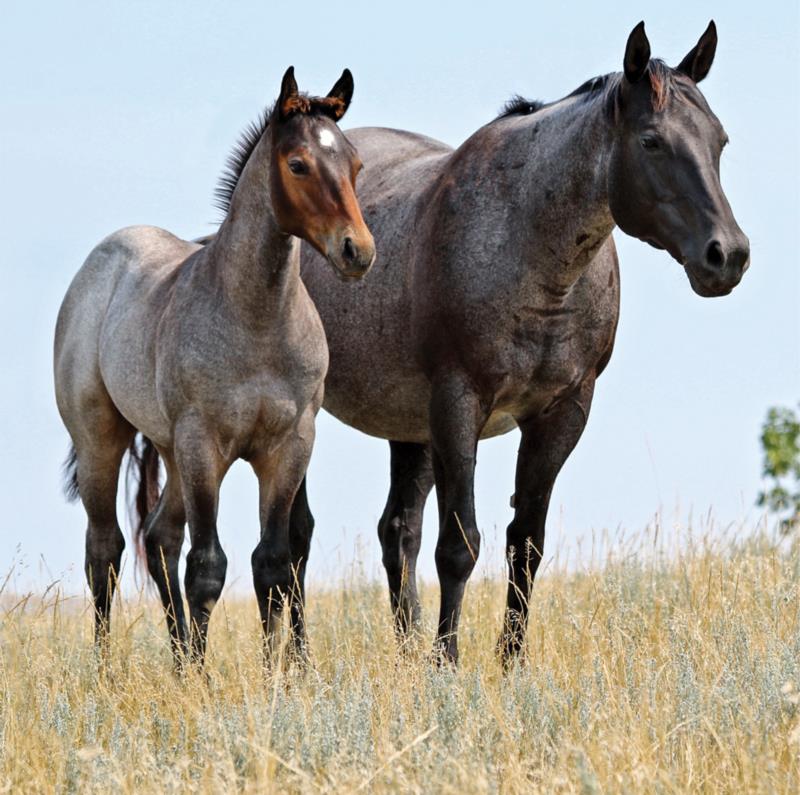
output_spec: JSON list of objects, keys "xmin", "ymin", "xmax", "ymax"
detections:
[
  {"xmin": 213, "ymin": 106, "xmax": 272, "ymax": 216},
  {"xmin": 497, "ymin": 95, "xmax": 547, "ymax": 119},
  {"xmin": 495, "ymin": 59, "xmax": 676, "ymax": 122},
  {"xmin": 213, "ymin": 94, "xmax": 347, "ymax": 217}
]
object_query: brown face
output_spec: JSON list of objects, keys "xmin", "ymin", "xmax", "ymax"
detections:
[{"xmin": 270, "ymin": 115, "xmax": 375, "ymax": 279}]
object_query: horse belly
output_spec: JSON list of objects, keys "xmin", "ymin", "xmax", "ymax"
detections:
[
  {"xmin": 303, "ymin": 243, "xmax": 433, "ymax": 443},
  {"xmin": 323, "ymin": 364, "xmax": 432, "ymax": 442}
]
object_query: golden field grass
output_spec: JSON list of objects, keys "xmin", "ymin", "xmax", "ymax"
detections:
[{"xmin": 1, "ymin": 528, "xmax": 799, "ymax": 794}]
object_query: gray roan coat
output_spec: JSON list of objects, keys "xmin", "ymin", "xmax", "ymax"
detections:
[
  {"xmin": 54, "ymin": 68, "xmax": 375, "ymax": 667},
  {"xmin": 292, "ymin": 22, "xmax": 749, "ymax": 664}
]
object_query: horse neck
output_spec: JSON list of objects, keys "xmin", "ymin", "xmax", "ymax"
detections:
[
  {"xmin": 206, "ymin": 132, "xmax": 299, "ymax": 324},
  {"xmin": 467, "ymin": 95, "xmax": 616, "ymax": 298}
]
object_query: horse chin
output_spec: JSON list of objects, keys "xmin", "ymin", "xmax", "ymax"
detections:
[
  {"xmin": 327, "ymin": 258, "xmax": 368, "ymax": 282},
  {"xmin": 684, "ymin": 266, "xmax": 734, "ymax": 298}
]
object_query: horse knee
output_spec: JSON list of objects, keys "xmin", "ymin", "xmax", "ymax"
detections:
[
  {"xmin": 435, "ymin": 524, "xmax": 480, "ymax": 583},
  {"xmin": 85, "ymin": 522, "xmax": 125, "ymax": 561},
  {"xmin": 252, "ymin": 545, "xmax": 292, "ymax": 602},
  {"xmin": 184, "ymin": 544, "xmax": 227, "ymax": 610},
  {"xmin": 85, "ymin": 525, "xmax": 125, "ymax": 587}
]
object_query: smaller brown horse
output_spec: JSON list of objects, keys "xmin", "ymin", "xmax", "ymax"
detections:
[{"xmin": 54, "ymin": 67, "xmax": 374, "ymax": 666}]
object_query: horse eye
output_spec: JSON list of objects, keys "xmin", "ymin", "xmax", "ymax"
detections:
[
  {"xmin": 640, "ymin": 136, "xmax": 660, "ymax": 151},
  {"xmin": 288, "ymin": 159, "xmax": 308, "ymax": 175}
]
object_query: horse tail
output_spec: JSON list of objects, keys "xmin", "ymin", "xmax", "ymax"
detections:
[
  {"xmin": 126, "ymin": 434, "xmax": 162, "ymax": 565},
  {"xmin": 62, "ymin": 444, "xmax": 80, "ymax": 502}
]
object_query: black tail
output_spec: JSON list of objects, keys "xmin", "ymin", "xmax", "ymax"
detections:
[
  {"xmin": 62, "ymin": 444, "xmax": 80, "ymax": 502},
  {"xmin": 125, "ymin": 434, "xmax": 162, "ymax": 563}
]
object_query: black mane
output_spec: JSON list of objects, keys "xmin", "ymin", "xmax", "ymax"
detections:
[
  {"xmin": 213, "ymin": 106, "xmax": 272, "ymax": 217},
  {"xmin": 497, "ymin": 95, "xmax": 546, "ymax": 119},
  {"xmin": 495, "ymin": 73, "xmax": 613, "ymax": 121},
  {"xmin": 495, "ymin": 61, "xmax": 676, "ymax": 122}
]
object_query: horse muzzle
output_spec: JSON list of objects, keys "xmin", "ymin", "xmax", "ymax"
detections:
[
  {"xmin": 684, "ymin": 232, "xmax": 750, "ymax": 298},
  {"xmin": 326, "ymin": 230, "xmax": 376, "ymax": 280}
]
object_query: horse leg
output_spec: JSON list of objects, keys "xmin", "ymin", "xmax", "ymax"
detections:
[
  {"xmin": 287, "ymin": 477, "xmax": 313, "ymax": 662},
  {"xmin": 378, "ymin": 441, "xmax": 433, "ymax": 645},
  {"xmin": 74, "ymin": 412, "xmax": 134, "ymax": 649},
  {"xmin": 143, "ymin": 452, "xmax": 189, "ymax": 665},
  {"xmin": 252, "ymin": 417, "xmax": 314, "ymax": 667},
  {"xmin": 429, "ymin": 373, "xmax": 488, "ymax": 664},
  {"xmin": 499, "ymin": 379, "xmax": 595, "ymax": 665},
  {"xmin": 174, "ymin": 418, "xmax": 228, "ymax": 666}
]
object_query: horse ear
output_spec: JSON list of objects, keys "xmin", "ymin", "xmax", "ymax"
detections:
[
  {"xmin": 623, "ymin": 21, "xmax": 651, "ymax": 83},
  {"xmin": 326, "ymin": 68, "xmax": 354, "ymax": 120},
  {"xmin": 676, "ymin": 21, "xmax": 717, "ymax": 83},
  {"xmin": 277, "ymin": 66, "xmax": 299, "ymax": 120}
]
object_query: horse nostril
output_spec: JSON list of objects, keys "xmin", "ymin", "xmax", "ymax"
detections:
[
  {"xmin": 705, "ymin": 240, "xmax": 725, "ymax": 269},
  {"xmin": 727, "ymin": 245, "xmax": 750, "ymax": 275},
  {"xmin": 342, "ymin": 237, "xmax": 356, "ymax": 263}
]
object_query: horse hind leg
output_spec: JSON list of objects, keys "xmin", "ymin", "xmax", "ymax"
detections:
[
  {"xmin": 287, "ymin": 477, "xmax": 313, "ymax": 663},
  {"xmin": 378, "ymin": 441, "xmax": 433, "ymax": 647},
  {"xmin": 69, "ymin": 410, "xmax": 135, "ymax": 649}
]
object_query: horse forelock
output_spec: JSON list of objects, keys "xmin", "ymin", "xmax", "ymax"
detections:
[{"xmin": 281, "ymin": 94, "xmax": 346, "ymax": 120}]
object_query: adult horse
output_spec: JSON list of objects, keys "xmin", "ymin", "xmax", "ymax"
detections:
[
  {"xmin": 293, "ymin": 22, "xmax": 749, "ymax": 665},
  {"xmin": 55, "ymin": 68, "xmax": 375, "ymax": 666}
]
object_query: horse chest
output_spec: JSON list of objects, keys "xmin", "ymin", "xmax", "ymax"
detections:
[
  {"xmin": 210, "ymin": 374, "xmax": 303, "ymax": 457},
  {"xmin": 491, "ymin": 307, "xmax": 599, "ymax": 415}
]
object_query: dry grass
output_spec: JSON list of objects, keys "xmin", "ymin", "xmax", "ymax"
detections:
[{"xmin": 1, "ymin": 529, "xmax": 799, "ymax": 793}]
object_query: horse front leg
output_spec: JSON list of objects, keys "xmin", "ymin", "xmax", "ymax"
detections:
[
  {"xmin": 251, "ymin": 416, "xmax": 315, "ymax": 668},
  {"xmin": 174, "ymin": 416, "xmax": 228, "ymax": 667},
  {"xmin": 429, "ymin": 372, "xmax": 489, "ymax": 665},
  {"xmin": 378, "ymin": 441, "xmax": 434, "ymax": 648},
  {"xmin": 499, "ymin": 378, "xmax": 595, "ymax": 666},
  {"xmin": 143, "ymin": 451, "xmax": 189, "ymax": 666}
]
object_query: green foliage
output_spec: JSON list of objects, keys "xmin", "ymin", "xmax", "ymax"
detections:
[{"xmin": 757, "ymin": 404, "xmax": 800, "ymax": 532}]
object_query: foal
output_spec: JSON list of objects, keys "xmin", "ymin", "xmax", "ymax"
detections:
[{"xmin": 54, "ymin": 67, "xmax": 375, "ymax": 666}]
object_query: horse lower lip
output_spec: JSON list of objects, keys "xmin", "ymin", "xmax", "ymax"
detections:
[
  {"xmin": 687, "ymin": 268, "xmax": 732, "ymax": 298},
  {"xmin": 335, "ymin": 266, "xmax": 364, "ymax": 282}
]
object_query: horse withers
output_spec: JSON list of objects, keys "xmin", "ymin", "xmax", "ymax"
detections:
[
  {"xmin": 54, "ymin": 67, "xmax": 374, "ymax": 667},
  {"xmin": 294, "ymin": 21, "xmax": 749, "ymax": 665}
]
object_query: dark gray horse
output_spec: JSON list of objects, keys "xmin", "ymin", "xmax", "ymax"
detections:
[
  {"xmin": 55, "ymin": 68, "xmax": 374, "ymax": 666},
  {"xmin": 292, "ymin": 22, "xmax": 749, "ymax": 664}
]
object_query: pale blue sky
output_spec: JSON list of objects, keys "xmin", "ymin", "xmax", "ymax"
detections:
[{"xmin": 1, "ymin": 1, "xmax": 798, "ymax": 595}]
